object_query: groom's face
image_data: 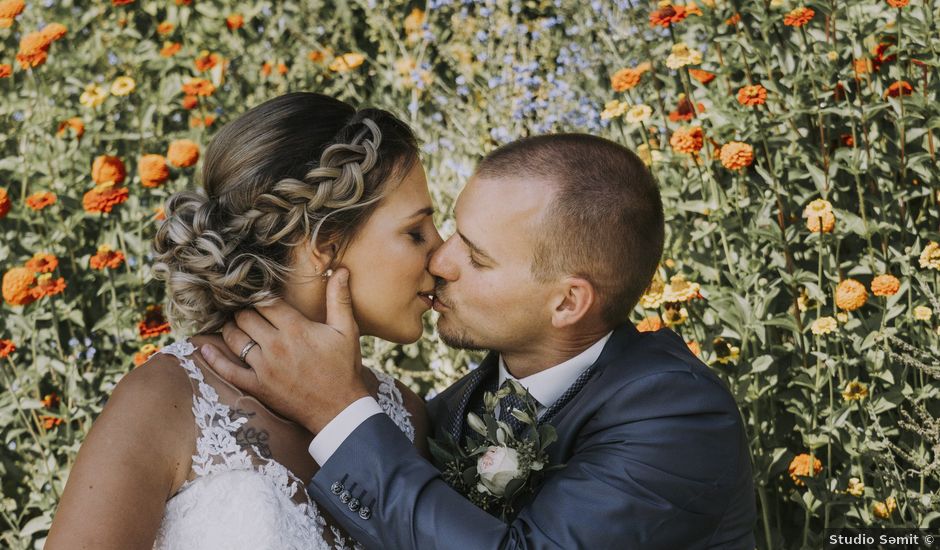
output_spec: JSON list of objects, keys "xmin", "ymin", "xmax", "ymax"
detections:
[{"xmin": 429, "ymin": 174, "xmax": 558, "ymax": 353}]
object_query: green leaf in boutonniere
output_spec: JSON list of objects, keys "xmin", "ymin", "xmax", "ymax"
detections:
[{"xmin": 428, "ymin": 380, "xmax": 564, "ymax": 520}]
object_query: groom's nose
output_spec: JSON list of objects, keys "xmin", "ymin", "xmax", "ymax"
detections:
[{"xmin": 428, "ymin": 235, "xmax": 458, "ymax": 281}]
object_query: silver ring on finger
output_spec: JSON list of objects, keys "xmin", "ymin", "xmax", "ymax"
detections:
[{"xmin": 239, "ymin": 339, "xmax": 259, "ymax": 362}]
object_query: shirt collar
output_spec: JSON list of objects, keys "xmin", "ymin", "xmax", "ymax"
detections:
[{"xmin": 498, "ymin": 331, "xmax": 613, "ymax": 409}]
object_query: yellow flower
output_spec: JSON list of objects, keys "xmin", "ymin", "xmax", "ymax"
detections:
[
  {"xmin": 600, "ymin": 99, "xmax": 629, "ymax": 120},
  {"xmin": 810, "ymin": 316, "xmax": 837, "ymax": 336},
  {"xmin": 662, "ymin": 274, "xmax": 701, "ymax": 303},
  {"xmin": 872, "ymin": 496, "xmax": 896, "ymax": 519},
  {"xmin": 625, "ymin": 104, "xmax": 653, "ymax": 124},
  {"xmin": 79, "ymin": 83, "xmax": 107, "ymax": 108},
  {"xmin": 665, "ymin": 42, "xmax": 703, "ymax": 69},
  {"xmin": 329, "ymin": 52, "xmax": 365, "ymax": 72},
  {"xmin": 639, "ymin": 272, "xmax": 665, "ymax": 309},
  {"xmin": 836, "ymin": 312, "xmax": 848, "ymax": 323},
  {"xmin": 110, "ymin": 76, "xmax": 135, "ymax": 96},
  {"xmin": 636, "ymin": 143, "xmax": 663, "ymax": 167},
  {"xmin": 713, "ymin": 338, "xmax": 740, "ymax": 365},
  {"xmin": 663, "ymin": 305, "xmax": 688, "ymax": 327},
  {"xmin": 919, "ymin": 241, "xmax": 940, "ymax": 270},
  {"xmin": 913, "ymin": 305, "xmax": 932, "ymax": 322},
  {"xmin": 846, "ymin": 477, "xmax": 864, "ymax": 497},
  {"xmin": 802, "ymin": 198, "xmax": 835, "ymax": 233},
  {"xmin": 841, "ymin": 380, "xmax": 868, "ymax": 402},
  {"xmin": 827, "ymin": 51, "xmax": 838, "ymax": 61}
]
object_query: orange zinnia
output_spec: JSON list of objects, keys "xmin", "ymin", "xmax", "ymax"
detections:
[
  {"xmin": 56, "ymin": 117, "xmax": 85, "ymax": 138},
  {"xmin": 871, "ymin": 274, "xmax": 900, "ymax": 297},
  {"xmin": 835, "ymin": 279, "xmax": 867, "ymax": 311},
  {"xmin": 668, "ymin": 94, "xmax": 703, "ymax": 122},
  {"xmin": 139, "ymin": 154, "xmax": 169, "ymax": 188},
  {"xmin": 16, "ymin": 31, "xmax": 50, "ymax": 69},
  {"xmin": 719, "ymin": 142, "xmax": 754, "ymax": 170},
  {"xmin": 31, "ymin": 273, "xmax": 66, "ymax": 299},
  {"xmin": 154, "ymin": 206, "xmax": 166, "ymax": 221},
  {"xmin": 167, "ymin": 139, "xmax": 200, "ymax": 168},
  {"xmin": 2, "ymin": 267, "xmax": 36, "ymax": 306},
  {"xmin": 725, "ymin": 13, "xmax": 741, "ymax": 26},
  {"xmin": 89, "ymin": 245, "xmax": 125, "ymax": 270},
  {"xmin": 133, "ymin": 343, "xmax": 160, "ymax": 366},
  {"xmin": 181, "ymin": 95, "xmax": 198, "ymax": 110},
  {"xmin": 226, "ymin": 13, "xmax": 244, "ymax": 30},
  {"xmin": 0, "ymin": 338, "xmax": 15, "ymax": 359},
  {"xmin": 610, "ymin": 62, "xmax": 651, "ymax": 92},
  {"xmin": 139, "ymin": 305, "xmax": 171, "ymax": 339},
  {"xmin": 25, "ymin": 252, "xmax": 58, "ymax": 274},
  {"xmin": 189, "ymin": 115, "xmax": 216, "ymax": 128},
  {"xmin": 83, "ymin": 183, "xmax": 129, "ymax": 214},
  {"xmin": 194, "ymin": 51, "xmax": 221, "ymax": 72},
  {"xmin": 25, "ymin": 191, "xmax": 56, "ymax": 210},
  {"xmin": 0, "ymin": 188, "xmax": 10, "ymax": 218},
  {"xmin": 783, "ymin": 7, "xmax": 814, "ymax": 27},
  {"xmin": 649, "ymin": 3, "xmax": 688, "ymax": 28},
  {"xmin": 688, "ymin": 69, "xmax": 716, "ymax": 85},
  {"xmin": 160, "ymin": 41, "xmax": 181, "ymax": 57},
  {"xmin": 181, "ymin": 77, "xmax": 216, "ymax": 97},
  {"xmin": 156, "ymin": 22, "xmax": 174, "ymax": 34},
  {"xmin": 669, "ymin": 126, "xmax": 704, "ymax": 154},
  {"xmin": 92, "ymin": 154, "xmax": 127, "ymax": 185},
  {"xmin": 0, "ymin": 64, "xmax": 11, "ymax": 78},
  {"xmin": 636, "ymin": 314, "xmax": 664, "ymax": 332},
  {"xmin": 737, "ymin": 84, "xmax": 767, "ymax": 107},
  {"xmin": 886, "ymin": 0, "xmax": 909, "ymax": 6},
  {"xmin": 884, "ymin": 81, "xmax": 913, "ymax": 98},
  {"xmin": 39, "ymin": 22, "xmax": 67, "ymax": 42},
  {"xmin": 112, "ymin": 0, "xmax": 135, "ymax": 5},
  {"xmin": 788, "ymin": 453, "xmax": 822, "ymax": 485},
  {"xmin": 0, "ymin": 0, "xmax": 25, "ymax": 20}
]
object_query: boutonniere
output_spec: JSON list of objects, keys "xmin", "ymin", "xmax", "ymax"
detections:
[{"xmin": 429, "ymin": 380, "xmax": 563, "ymax": 520}]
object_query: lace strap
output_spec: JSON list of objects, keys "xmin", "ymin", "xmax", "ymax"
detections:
[{"xmin": 370, "ymin": 369, "xmax": 416, "ymax": 442}]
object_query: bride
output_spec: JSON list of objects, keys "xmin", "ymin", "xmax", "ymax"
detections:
[{"xmin": 45, "ymin": 93, "xmax": 442, "ymax": 549}]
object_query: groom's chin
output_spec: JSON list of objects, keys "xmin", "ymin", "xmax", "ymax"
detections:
[{"xmin": 437, "ymin": 324, "xmax": 486, "ymax": 352}]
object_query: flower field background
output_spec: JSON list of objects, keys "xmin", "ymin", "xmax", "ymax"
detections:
[{"xmin": 0, "ymin": 0, "xmax": 938, "ymax": 547}]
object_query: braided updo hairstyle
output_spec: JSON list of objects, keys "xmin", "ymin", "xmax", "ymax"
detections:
[{"xmin": 152, "ymin": 92, "xmax": 420, "ymax": 334}]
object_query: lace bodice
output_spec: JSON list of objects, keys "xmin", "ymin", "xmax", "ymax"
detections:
[{"xmin": 152, "ymin": 339, "xmax": 415, "ymax": 550}]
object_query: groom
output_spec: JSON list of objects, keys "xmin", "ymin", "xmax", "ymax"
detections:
[{"xmin": 203, "ymin": 134, "xmax": 756, "ymax": 548}]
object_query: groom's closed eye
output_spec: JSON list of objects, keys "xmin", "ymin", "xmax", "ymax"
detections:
[{"xmin": 457, "ymin": 231, "xmax": 494, "ymax": 269}]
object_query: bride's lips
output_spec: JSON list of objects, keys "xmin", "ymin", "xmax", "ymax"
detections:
[{"xmin": 417, "ymin": 290, "xmax": 435, "ymax": 309}]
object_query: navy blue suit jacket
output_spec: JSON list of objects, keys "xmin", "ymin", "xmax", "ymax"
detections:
[{"xmin": 307, "ymin": 323, "xmax": 757, "ymax": 549}]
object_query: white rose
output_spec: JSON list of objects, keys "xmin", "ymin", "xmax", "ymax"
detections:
[{"xmin": 477, "ymin": 446, "xmax": 521, "ymax": 496}]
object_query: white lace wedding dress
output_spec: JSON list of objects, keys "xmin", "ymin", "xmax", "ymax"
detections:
[{"xmin": 151, "ymin": 339, "xmax": 416, "ymax": 550}]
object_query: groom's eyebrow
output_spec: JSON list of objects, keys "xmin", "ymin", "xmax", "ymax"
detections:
[{"xmin": 457, "ymin": 231, "xmax": 495, "ymax": 262}]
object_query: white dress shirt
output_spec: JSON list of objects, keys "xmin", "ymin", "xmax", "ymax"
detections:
[{"xmin": 308, "ymin": 331, "xmax": 613, "ymax": 466}]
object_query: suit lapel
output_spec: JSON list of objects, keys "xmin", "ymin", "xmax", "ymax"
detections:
[{"xmin": 444, "ymin": 352, "xmax": 498, "ymax": 442}]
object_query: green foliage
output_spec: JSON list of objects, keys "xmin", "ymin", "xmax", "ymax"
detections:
[{"xmin": 0, "ymin": 0, "xmax": 938, "ymax": 548}]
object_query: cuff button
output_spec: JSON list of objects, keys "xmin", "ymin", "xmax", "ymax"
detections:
[
  {"xmin": 358, "ymin": 506, "xmax": 371, "ymax": 520},
  {"xmin": 339, "ymin": 490, "xmax": 352, "ymax": 504},
  {"xmin": 348, "ymin": 498, "xmax": 360, "ymax": 512},
  {"xmin": 330, "ymin": 482, "xmax": 344, "ymax": 495}
]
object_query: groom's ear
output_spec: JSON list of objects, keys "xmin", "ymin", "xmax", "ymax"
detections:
[{"xmin": 550, "ymin": 277, "xmax": 596, "ymax": 328}]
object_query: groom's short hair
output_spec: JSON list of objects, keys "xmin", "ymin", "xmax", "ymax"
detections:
[{"xmin": 476, "ymin": 134, "xmax": 664, "ymax": 326}]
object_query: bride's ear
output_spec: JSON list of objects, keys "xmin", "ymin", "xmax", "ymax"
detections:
[
  {"xmin": 550, "ymin": 276, "xmax": 596, "ymax": 329},
  {"xmin": 302, "ymin": 236, "xmax": 339, "ymax": 274}
]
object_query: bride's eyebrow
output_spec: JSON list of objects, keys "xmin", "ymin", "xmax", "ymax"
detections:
[{"xmin": 404, "ymin": 206, "xmax": 434, "ymax": 220}]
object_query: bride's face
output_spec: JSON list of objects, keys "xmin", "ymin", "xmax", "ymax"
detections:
[{"xmin": 336, "ymin": 161, "xmax": 443, "ymax": 343}]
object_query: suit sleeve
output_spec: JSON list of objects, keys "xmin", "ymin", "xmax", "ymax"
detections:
[{"xmin": 306, "ymin": 370, "xmax": 754, "ymax": 550}]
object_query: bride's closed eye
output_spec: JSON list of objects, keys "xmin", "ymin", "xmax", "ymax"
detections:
[{"xmin": 408, "ymin": 229, "xmax": 426, "ymax": 245}]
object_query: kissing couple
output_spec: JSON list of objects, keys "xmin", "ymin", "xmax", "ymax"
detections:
[{"xmin": 47, "ymin": 92, "xmax": 756, "ymax": 549}]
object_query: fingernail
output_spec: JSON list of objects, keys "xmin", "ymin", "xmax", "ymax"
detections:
[{"xmin": 339, "ymin": 269, "xmax": 349, "ymax": 284}]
